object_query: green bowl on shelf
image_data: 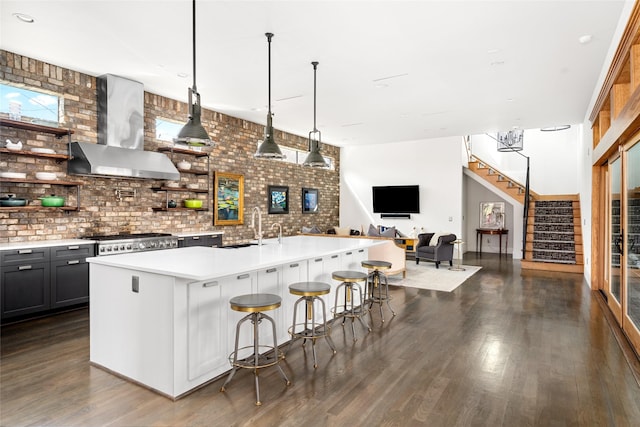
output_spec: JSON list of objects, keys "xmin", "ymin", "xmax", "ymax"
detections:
[{"xmin": 184, "ymin": 199, "xmax": 203, "ymax": 209}]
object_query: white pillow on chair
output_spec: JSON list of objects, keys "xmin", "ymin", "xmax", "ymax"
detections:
[{"xmin": 429, "ymin": 232, "xmax": 448, "ymax": 246}]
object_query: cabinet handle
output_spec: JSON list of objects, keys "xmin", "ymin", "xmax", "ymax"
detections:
[
  {"xmin": 266, "ymin": 268, "xmax": 277, "ymax": 273},
  {"xmin": 67, "ymin": 245, "xmax": 80, "ymax": 250},
  {"xmin": 177, "ymin": 237, "xmax": 185, "ymax": 241},
  {"xmin": 331, "ymin": 255, "xmax": 339, "ymax": 259},
  {"xmin": 67, "ymin": 260, "xmax": 80, "ymax": 265},
  {"xmin": 289, "ymin": 263, "xmax": 299, "ymax": 268},
  {"xmin": 346, "ymin": 251, "xmax": 352, "ymax": 255},
  {"xmin": 203, "ymin": 281, "xmax": 218, "ymax": 288},
  {"xmin": 18, "ymin": 265, "xmax": 32, "ymax": 271},
  {"xmin": 18, "ymin": 249, "xmax": 33, "ymax": 254},
  {"xmin": 358, "ymin": 249, "xmax": 364, "ymax": 253},
  {"xmin": 192, "ymin": 236, "xmax": 200, "ymax": 240},
  {"xmin": 237, "ymin": 273, "xmax": 250, "ymax": 280}
]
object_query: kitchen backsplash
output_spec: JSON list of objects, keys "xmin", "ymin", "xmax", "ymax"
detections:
[{"xmin": 0, "ymin": 51, "xmax": 340, "ymax": 244}]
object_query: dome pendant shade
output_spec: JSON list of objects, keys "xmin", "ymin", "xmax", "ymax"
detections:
[
  {"xmin": 255, "ymin": 32, "xmax": 284, "ymax": 159},
  {"xmin": 255, "ymin": 112, "xmax": 284, "ymax": 158},
  {"xmin": 174, "ymin": 0, "xmax": 213, "ymax": 147},
  {"xmin": 303, "ymin": 61, "xmax": 328, "ymax": 168},
  {"xmin": 303, "ymin": 138, "xmax": 328, "ymax": 167},
  {"xmin": 175, "ymin": 87, "xmax": 212, "ymax": 146}
]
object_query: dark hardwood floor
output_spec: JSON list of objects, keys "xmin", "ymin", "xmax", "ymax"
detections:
[{"xmin": 2, "ymin": 253, "xmax": 640, "ymax": 426}]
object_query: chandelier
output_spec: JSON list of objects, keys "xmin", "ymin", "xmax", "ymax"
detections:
[{"xmin": 497, "ymin": 129, "xmax": 524, "ymax": 152}]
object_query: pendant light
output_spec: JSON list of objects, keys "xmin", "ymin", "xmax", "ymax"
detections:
[
  {"xmin": 254, "ymin": 32, "xmax": 284, "ymax": 159},
  {"xmin": 303, "ymin": 61, "xmax": 329, "ymax": 168},
  {"xmin": 174, "ymin": 0, "xmax": 212, "ymax": 147}
]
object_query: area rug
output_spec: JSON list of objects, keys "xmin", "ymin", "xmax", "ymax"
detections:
[{"xmin": 387, "ymin": 262, "xmax": 482, "ymax": 292}]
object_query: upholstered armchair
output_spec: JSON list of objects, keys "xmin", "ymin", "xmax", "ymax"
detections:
[{"xmin": 415, "ymin": 233, "xmax": 456, "ymax": 268}]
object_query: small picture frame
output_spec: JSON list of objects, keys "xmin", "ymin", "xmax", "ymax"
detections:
[
  {"xmin": 479, "ymin": 201, "xmax": 505, "ymax": 229},
  {"xmin": 302, "ymin": 188, "xmax": 319, "ymax": 214},
  {"xmin": 268, "ymin": 185, "xmax": 289, "ymax": 214}
]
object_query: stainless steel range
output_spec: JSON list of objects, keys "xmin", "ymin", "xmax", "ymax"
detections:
[{"xmin": 84, "ymin": 233, "xmax": 179, "ymax": 256}]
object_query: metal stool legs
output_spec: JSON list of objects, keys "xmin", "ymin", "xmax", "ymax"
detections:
[
  {"xmin": 288, "ymin": 295, "xmax": 337, "ymax": 368},
  {"xmin": 221, "ymin": 311, "xmax": 290, "ymax": 406},
  {"xmin": 333, "ymin": 281, "xmax": 371, "ymax": 341},
  {"xmin": 367, "ymin": 269, "xmax": 396, "ymax": 323}
]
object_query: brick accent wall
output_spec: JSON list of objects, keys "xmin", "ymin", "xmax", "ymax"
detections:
[{"xmin": 0, "ymin": 51, "xmax": 340, "ymax": 244}]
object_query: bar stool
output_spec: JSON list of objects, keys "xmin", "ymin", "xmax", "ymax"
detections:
[
  {"xmin": 287, "ymin": 281, "xmax": 337, "ymax": 368},
  {"xmin": 331, "ymin": 270, "xmax": 371, "ymax": 341},
  {"xmin": 220, "ymin": 293, "xmax": 290, "ymax": 406},
  {"xmin": 362, "ymin": 260, "xmax": 396, "ymax": 324}
]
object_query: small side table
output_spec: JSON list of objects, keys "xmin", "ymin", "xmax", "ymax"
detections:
[
  {"xmin": 476, "ymin": 228, "xmax": 509, "ymax": 256},
  {"xmin": 449, "ymin": 239, "xmax": 465, "ymax": 271}
]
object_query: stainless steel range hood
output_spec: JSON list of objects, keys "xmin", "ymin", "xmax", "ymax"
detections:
[{"xmin": 68, "ymin": 74, "xmax": 179, "ymax": 180}]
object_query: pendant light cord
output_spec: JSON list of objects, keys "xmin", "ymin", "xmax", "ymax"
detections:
[
  {"xmin": 192, "ymin": 0, "xmax": 197, "ymax": 92},
  {"xmin": 312, "ymin": 61, "xmax": 318, "ymax": 132},
  {"xmin": 266, "ymin": 33, "xmax": 273, "ymax": 117}
]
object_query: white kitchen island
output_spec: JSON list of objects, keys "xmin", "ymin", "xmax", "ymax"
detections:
[{"xmin": 88, "ymin": 235, "xmax": 383, "ymax": 399}]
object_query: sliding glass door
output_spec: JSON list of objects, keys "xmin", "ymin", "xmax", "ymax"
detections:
[
  {"xmin": 608, "ymin": 155, "xmax": 623, "ymax": 322},
  {"xmin": 623, "ymin": 140, "xmax": 640, "ymax": 350}
]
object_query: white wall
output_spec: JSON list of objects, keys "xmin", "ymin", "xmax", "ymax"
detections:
[
  {"xmin": 578, "ymin": 122, "xmax": 593, "ymax": 284},
  {"xmin": 470, "ymin": 126, "xmax": 581, "ymax": 195},
  {"xmin": 340, "ymin": 137, "xmax": 463, "ymax": 240}
]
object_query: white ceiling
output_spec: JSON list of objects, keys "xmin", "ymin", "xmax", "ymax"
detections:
[{"xmin": 0, "ymin": 0, "xmax": 631, "ymax": 147}]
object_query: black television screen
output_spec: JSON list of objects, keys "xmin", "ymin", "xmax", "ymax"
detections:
[{"xmin": 372, "ymin": 185, "xmax": 420, "ymax": 213}]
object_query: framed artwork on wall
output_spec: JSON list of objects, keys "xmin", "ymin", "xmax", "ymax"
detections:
[
  {"xmin": 214, "ymin": 172, "xmax": 244, "ymax": 225},
  {"xmin": 302, "ymin": 188, "xmax": 319, "ymax": 213},
  {"xmin": 479, "ymin": 201, "xmax": 505, "ymax": 229},
  {"xmin": 268, "ymin": 185, "xmax": 289, "ymax": 214}
]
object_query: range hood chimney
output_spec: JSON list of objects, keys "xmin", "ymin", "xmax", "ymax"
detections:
[{"xmin": 68, "ymin": 74, "xmax": 180, "ymax": 180}]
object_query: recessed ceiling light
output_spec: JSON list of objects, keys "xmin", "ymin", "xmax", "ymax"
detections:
[
  {"xmin": 13, "ymin": 13, "xmax": 35, "ymax": 23},
  {"xmin": 374, "ymin": 83, "xmax": 389, "ymax": 88},
  {"xmin": 372, "ymin": 73, "xmax": 409, "ymax": 82},
  {"xmin": 487, "ymin": 49, "xmax": 500, "ymax": 54},
  {"xmin": 177, "ymin": 72, "xmax": 188, "ymax": 78},
  {"xmin": 541, "ymin": 125, "xmax": 571, "ymax": 131},
  {"xmin": 491, "ymin": 61, "xmax": 505, "ymax": 66},
  {"xmin": 579, "ymin": 35, "xmax": 592, "ymax": 44}
]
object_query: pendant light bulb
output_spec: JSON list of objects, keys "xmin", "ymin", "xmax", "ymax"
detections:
[
  {"xmin": 303, "ymin": 61, "xmax": 329, "ymax": 168},
  {"xmin": 174, "ymin": 0, "xmax": 213, "ymax": 147},
  {"xmin": 255, "ymin": 32, "xmax": 284, "ymax": 159}
]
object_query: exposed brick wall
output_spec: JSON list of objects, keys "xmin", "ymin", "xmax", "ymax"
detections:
[{"xmin": 0, "ymin": 51, "xmax": 340, "ymax": 244}]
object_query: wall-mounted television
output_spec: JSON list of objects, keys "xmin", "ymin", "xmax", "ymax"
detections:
[{"xmin": 372, "ymin": 185, "xmax": 420, "ymax": 213}]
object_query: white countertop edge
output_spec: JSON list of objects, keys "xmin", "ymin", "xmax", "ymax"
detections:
[
  {"xmin": 0, "ymin": 239, "xmax": 95, "ymax": 250},
  {"xmin": 88, "ymin": 236, "xmax": 386, "ymax": 282}
]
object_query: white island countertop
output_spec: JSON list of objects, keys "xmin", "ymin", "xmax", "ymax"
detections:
[{"xmin": 87, "ymin": 235, "xmax": 382, "ymax": 281}]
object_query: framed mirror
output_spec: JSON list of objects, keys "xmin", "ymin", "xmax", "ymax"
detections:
[{"xmin": 214, "ymin": 172, "xmax": 244, "ymax": 225}]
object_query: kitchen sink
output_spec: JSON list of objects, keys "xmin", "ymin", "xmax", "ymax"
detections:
[{"xmin": 220, "ymin": 243, "xmax": 264, "ymax": 249}]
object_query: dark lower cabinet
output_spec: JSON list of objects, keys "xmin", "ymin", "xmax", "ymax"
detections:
[
  {"xmin": 1, "ymin": 262, "xmax": 51, "ymax": 319},
  {"xmin": 50, "ymin": 259, "xmax": 90, "ymax": 308},
  {"xmin": 178, "ymin": 234, "xmax": 222, "ymax": 248},
  {"xmin": 1, "ymin": 243, "xmax": 95, "ymax": 321}
]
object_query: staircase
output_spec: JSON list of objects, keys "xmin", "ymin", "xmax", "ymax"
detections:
[
  {"xmin": 467, "ymin": 155, "xmax": 584, "ymax": 274},
  {"xmin": 468, "ymin": 156, "xmax": 538, "ymax": 204}
]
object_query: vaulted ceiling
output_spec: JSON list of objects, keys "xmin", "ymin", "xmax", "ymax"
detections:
[{"xmin": 0, "ymin": 0, "xmax": 630, "ymax": 146}]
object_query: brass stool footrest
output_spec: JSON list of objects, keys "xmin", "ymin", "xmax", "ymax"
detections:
[{"xmin": 228, "ymin": 345, "xmax": 284, "ymax": 370}]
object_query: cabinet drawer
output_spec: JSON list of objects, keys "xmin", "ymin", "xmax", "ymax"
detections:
[
  {"xmin": 179, "ymin": 234, "xmax": 222, "ymax": 248},
  {"xmin": 51, "ymin": 244, "xmax": 96, "ymax": 260},
  {"xmin": 1, "ymin": 247, "xmax": 50, "ymax": 265}
]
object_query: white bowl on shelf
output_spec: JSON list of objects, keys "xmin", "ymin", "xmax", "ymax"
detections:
[
  {"xmin": 177, "ymin": 161, "xmax": 191, "ymax": 170},
  {"xmin": 35, "ymin": 172, "xmax": 57, "ymax": 180},
  {"xmin": 165, "ymin": 182, "xmax": 180, "ymax": 188},
  {"xmin": 0, "ymin": 172, "xmax": 27, "ymax": 179},
  {"xmin": 186, "ymin": 183, "xmax": 200, "ymax": 189},
  {"xmin": 31, "ymin": 148, "xmax": 56, "ymax": 154}
]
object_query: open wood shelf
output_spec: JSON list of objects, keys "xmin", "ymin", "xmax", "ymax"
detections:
[
  {"xmin": 151, "ymin": 186, "xmax": 208, "ymax": 194},
  {"xmin": 177, "ymin": 168, "xmax": 209, "ymax": 175},
  {"xmin": 0, "ymin": 178, "xmax": 83, "ymax": 186},
  {"xmin": 157, "ymin": 146, "xmax": 209, "ymax": 158},
  {"xmin": 151, "ymin": 207, "xmax": 209, "ymax": 212},
  {"xmin": 0, "ymin": 118, "xmax": 74, "ymax": 138},
  {"xmin": 0, "ymin": 147, "xmax": 69, "ymax": 160},
  {"xmin": 0, "ymin": 206, "xmax": 79, "ymax": 212}
]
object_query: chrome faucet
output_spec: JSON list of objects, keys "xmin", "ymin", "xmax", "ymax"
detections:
[
  {"xmin": 271, "ymin": 222, "xmax": 282, "ymax": 244},
  {"xmin": 251, "ymin": 206, "xmax": 263, "ymax": 246}
]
